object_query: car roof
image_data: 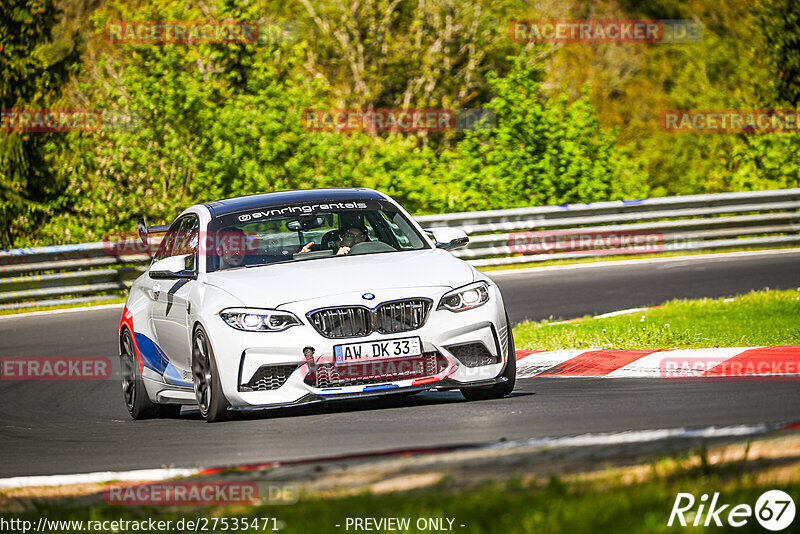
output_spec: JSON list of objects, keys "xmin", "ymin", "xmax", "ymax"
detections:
[{"xmin": 203, "ymin": 188, "xmax": 387, "ymax": 218}]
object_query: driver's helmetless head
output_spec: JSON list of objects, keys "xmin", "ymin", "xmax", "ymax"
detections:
[
  {"xmin": 339, "ymin": 227, "xmax": 366, "ymax": 247},
  {"xmin": 217, "ymin": 228, "xmax": 246, "ymax": 268}
]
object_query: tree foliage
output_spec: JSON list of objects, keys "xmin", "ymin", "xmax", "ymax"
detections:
[
  {"xmin": 1, "ymin": 0, "xmax": 798, "ymax": 247},
  {"xmin": 0, "ymin": 0, "xmax": 79, "ymax": 247}
]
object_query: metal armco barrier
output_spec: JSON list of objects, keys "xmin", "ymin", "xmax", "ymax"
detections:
[
  {"xmin": 416, "ymin": 188, "xmax": 800, "ymax": 267},
  {"xmin": 2, "ymin": 188, "xmax": 799, "ymax": 310}
]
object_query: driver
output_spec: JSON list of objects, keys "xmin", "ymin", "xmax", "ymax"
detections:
[
  {"xmin": 216, "ymin": 227, "xmax": 247, "ymax": 269},
  {"xmin": 300, "ymin": 224, "xmax": 367, "ymax": 255},
  {"xmin": 334, "ymin": 225, "xmax": 367, "ymax": 255}
]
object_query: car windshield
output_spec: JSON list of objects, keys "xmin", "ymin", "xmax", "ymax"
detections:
[{"xmin": 206, "ymin": 199, "xmax": 429, "ymax": 272}]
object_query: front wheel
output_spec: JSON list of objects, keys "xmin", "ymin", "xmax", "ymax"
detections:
[
  {"xmin": 460, "ymin": 315, "xmax": 516, "ymax": 401},
  {"xmin": 192, "ymin": 325, "xmax": 230, "ymax": 422}
]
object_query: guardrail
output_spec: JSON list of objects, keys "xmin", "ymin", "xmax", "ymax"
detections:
[
  {"xmin": 1, "ymin": 188, "xmax": 799, "ymax": 310},
  {"xmin": 416, "ymin": 188, "xmax": 800, "ymax": 267}
]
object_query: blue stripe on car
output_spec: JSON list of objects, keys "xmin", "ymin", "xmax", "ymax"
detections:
[{"xmin": 133, "ymin": 332, "xmax": 169, "ymax": 375}]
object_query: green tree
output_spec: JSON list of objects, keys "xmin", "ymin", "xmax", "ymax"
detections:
[
  {"xmin": 724, "ymin": 0, "xmax": 800, "ymax": 193},
  {"xmin": 0, "ymin": 0, "xmax": 79, "ymax": 247},
  {"xmin": 438, "ymin": 56, "xmax": 649, "ymax": 211},
  {"xmin": 751, "ymin": 0, "xmax": 800, "ymax": 107}
]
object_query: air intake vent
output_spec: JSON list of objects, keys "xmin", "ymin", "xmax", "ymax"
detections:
[
  {"xmin": 241, "ymin": 364, "xmax": 300, "ymax": 392},
  {"xmin": 446, "ymin": 342, "xmax": 498, "ymax": 368}
]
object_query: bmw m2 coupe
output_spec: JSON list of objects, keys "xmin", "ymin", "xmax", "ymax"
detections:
[{"xmin": 119, "ymin": 188, "xmax": 515, "ymax": 421}]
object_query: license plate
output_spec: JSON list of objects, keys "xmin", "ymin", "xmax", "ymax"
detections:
[{"xmin": 334, "ymin": 337, "xmax": 422, "ymax": 364}]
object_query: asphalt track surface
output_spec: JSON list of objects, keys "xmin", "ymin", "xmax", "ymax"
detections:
[{"xmin": 0, "ymin": 250, "xmax": 798, "ymax": 478}]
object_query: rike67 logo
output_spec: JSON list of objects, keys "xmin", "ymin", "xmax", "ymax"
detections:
[{"xmin": 669, "ymin": 490, "xmax": 796, "ymax": 530}]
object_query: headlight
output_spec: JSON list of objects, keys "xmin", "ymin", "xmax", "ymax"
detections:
[
  {"xmin": 438, "ymin": 281, "xmax": 490, "ymax": 312},
  {"xmin": 219, "ymin": 308, "xmax": 301, "ymax": 332}
]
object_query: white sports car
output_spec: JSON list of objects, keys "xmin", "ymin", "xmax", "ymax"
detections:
[{"xmin": 119, "ymin": 188, "xmax": 516, "ymax": 421}]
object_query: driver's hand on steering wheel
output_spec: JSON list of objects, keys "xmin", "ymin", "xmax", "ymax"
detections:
[
  {"xmin": 299, "ymin": 241, "xmax": 315, "ymax": 254},
  {"xmin": 336, "ymin": 246, "xmax": 350, "ymax": 255}
]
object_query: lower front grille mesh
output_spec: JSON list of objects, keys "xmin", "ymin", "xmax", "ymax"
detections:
[
  {"xmin": 242, "ymin": 364, "xmax": 300, "ymax": 392},
  {"xmin": 304, "ymin": 352, "xmax": 448, "ymax": 389},
  {"xmin": 446, "ymin": 343, "xmax": 499, "ymax": 367}
]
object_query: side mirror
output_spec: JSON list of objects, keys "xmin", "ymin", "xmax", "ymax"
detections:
[
  {"xmin": 426, "ymin": 227, "xmax": 469, "ymax": 251},
  {"xmin": 149, "ymin": 254, "xmax": 196, "ymax": 279},
  {"xmin": 138, "ymin": 217, "xmax": 148, "ymax": 245}
]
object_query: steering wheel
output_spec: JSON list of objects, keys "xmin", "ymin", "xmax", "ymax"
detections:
[{"xmin": 320, "ymin": 230, "xmax": 341, "ymax": 251}]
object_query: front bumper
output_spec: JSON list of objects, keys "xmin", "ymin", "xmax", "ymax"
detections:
[{"xmin": 201, "ymin": 286, "xmax": 510, "ymax": 408}]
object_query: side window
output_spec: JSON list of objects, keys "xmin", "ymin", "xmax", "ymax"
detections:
[
  {"xmin": 151, "ymin": 215, "xmax": 199, "ymax": 269},
  {"xmin": 152, "ymin": 219, "xmax": 183, "ymax": 263},
  {"xmin": 174, "ymin": 215, "xmax": 200, "ymax": 272}
]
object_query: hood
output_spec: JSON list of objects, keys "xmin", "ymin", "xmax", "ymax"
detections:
[{"xmin": 203, "ymin": 249, "xmax": 474, "ymax": 308}]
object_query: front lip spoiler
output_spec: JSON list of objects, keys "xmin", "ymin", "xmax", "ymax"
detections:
[
  {"xmin": 230, "ymin": 384, "xmax": 436, "ymax": 411},
  {"xmin": 435, "ymin": 376, "xmax": 507, "ymax": 390},
  {"xmin": 309, "ymin": 384, "xmax": 434, "ymax": 401},
  {"xmin": 231, "ymin": 374, "xmax": 506, "ymax": 411},
  {"xmin": 230, "ymin": 393, "xmax": 319, "ymax": 411}
]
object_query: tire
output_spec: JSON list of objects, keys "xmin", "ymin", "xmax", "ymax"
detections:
[
  {"xmin": 192, "ymin": 325, "xmax": 230, "ymax": 422},
  {"xmin": 460, "ymin": 314, "xmax": 516, "ymax": 401},
  {"xmin": 120, "ymin": 328, "xmax": 180, "ymax": 419}
]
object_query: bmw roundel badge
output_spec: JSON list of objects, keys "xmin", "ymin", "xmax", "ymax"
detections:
[{"xmin": 362, "ymin": 293, "xmax": 375, "ymax": 300}]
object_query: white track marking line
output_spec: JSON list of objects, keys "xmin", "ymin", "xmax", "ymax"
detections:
[
  {"xmin": 0, "ymin": 467, "xmax": 199, "ymax": 489},
  {"xmin": 546, "ymin": 307, "xmax": 654, "ymax": 325},
  {"xmin": 486, "ymin": 423, "xmax": 777, "ymax": 451},
  {"xmin": 592, "ymin": 307, "xmax": 651, "ymax": 319}
]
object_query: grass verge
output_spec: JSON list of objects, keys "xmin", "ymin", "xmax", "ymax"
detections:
[{"xmin": 512, "ymin": 289, "xmax": 800, "ymax": 350}]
